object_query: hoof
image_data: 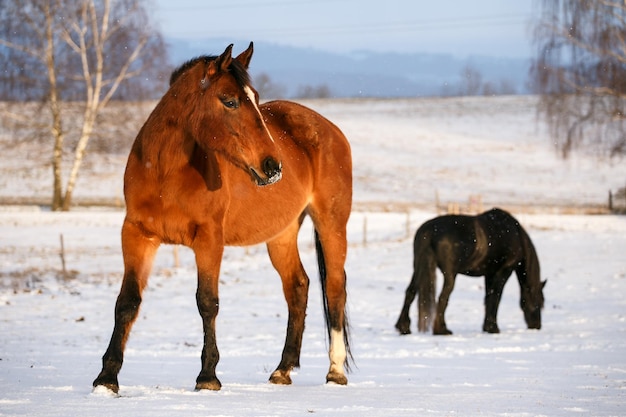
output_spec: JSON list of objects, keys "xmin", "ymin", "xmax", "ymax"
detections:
[
  {"xmin": 433, "ymin": 328, "xmax": 453, "ymax": 336},
  {"xmin": 326, "ymin": 371, "xmax": 348, "ymax": 386},
  {"xmin": 433, "ymin": 319, "xmax": 452, "ymax": 335},
  {"xmin": 93, "ymin": 374, "xmax": 119, "ymax": 394},
  {"xmin": 483, "ymin": 319, "xmax": 500, "ymax": 333},
  {"xmin": 92, "ymin": 383, "xmax": 119, "ymax": 396},
  {"xmin": 395, "ymin": 321, "xmax": 411, "ymax": 335},
  {"xmin": 269, "ymin": 370, "xmax": 292, "ymax": 385},
  {"xmin": 195, "ymin": 378, "xmax": 222, "ymax": 391}
]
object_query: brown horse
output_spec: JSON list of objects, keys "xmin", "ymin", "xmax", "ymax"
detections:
[{"xmin": 93, "ymin": 43, "xmax": 353, "ymax": 393}]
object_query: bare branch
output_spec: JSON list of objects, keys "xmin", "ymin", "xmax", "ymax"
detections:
[
  {"xmin": 100, "ymin": 37, "xmax": 148, "ymax": 105},
  {"xmin": 531, "ymin": 0, "xmax": 626, "ymax": 158}
]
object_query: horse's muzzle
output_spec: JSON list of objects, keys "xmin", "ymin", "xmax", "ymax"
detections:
[{"xmin": 250, "ymin": 157, "xmax": 282, "ymax": 186}]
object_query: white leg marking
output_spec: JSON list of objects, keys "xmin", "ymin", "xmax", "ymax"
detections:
[{"xmin": 329, "ymin": 328, "xmax": 347, "ymax": 375}]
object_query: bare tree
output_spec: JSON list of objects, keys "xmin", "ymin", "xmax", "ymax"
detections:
[
  {"xmin": 531, "ymin": 0, "xmax": 626, "ymax": 158},
  {"xmin": 296, "ymin": 84, "xmax": 332, "ymax": 99},
  {"xmin": 480, "ymin": 80, "xmax": 517, "ymax": 96},
  {"xmin": 0, "ymin": 0, "xmax": 167, "ymax": 210},
  {"xmin": 498, "ymin": 79, "xmax": 517, "ymax": 95},
  {"xmin": 253, "ymin": 73, "xmax": 287, "ymax": 100},
  {"xmin": 459, "ymin": 65, "xmax": 483, "ymax": 96}
]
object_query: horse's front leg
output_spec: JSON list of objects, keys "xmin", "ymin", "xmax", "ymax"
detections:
[
  {"xmin": 483, "ymin": 270, "xmax": 511, "ymax": 333},
  {"xmin": 192, "ymin": 229, "xmax": 224, "ymax": 391},
  {"xmin": 266, "ymin": 221, "xmax": 309, "ymax": 385},
  {"xmin": 93, "ymin": 220, "xmax": 160, "ymax": 393},
  {"xmin": 433, "ymin": 271, "xmax": 456, "ymax": 335}
]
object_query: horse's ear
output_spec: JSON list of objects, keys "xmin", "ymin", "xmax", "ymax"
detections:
[
  {"xmin": 541, "ymin": 280, "xmax": 547, "ymax": 289},
  {"xmin": 208, "ymin": 44, "xmax": 234, "ymax": 77},
  {"xmin": 235, "ymin": 42, "xmax": 254, "ymax": 69}
]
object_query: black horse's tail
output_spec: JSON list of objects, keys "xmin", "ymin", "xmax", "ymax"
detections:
[
  {"xmin": 314, "ymin": 230, "xmax": 353, "ymax": 370},
  {"xmin": 415, "ymin": 228, "xmax": 437, "ymax": 332}
]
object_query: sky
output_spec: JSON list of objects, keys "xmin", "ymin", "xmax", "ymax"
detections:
[{"xmin": 152, "ymin": 0, "xmax": 537, "ymax": 58}]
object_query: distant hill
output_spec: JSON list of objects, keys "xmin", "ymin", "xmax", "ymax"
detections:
[{"xmin": 165, "ymin": 37, "xmax": 532, "ymax": 98}]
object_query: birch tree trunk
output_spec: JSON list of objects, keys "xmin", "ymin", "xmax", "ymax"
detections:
[
  {"xmin": 43, "ymin": 3, "xmax": 66, "ymax": 211},
  {"xmin": 60, "ymin": 0, "xmax": 107, "ymax": 211},
  {"xmin": 57, "ymin": 0, "xmax": 151, "ymax": 210}
]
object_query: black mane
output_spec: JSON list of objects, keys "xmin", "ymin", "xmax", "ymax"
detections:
[{"xmin": 169, "ymin": 55, "xmax": 250, "ymax": 87}]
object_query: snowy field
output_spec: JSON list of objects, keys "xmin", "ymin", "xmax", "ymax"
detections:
[{"xmin": 1, "ymin": 96, "xmax": 625, "ymax": 416}]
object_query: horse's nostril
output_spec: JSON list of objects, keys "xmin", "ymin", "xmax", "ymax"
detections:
[{"xmin": 262, "ymin": 157, "xmax": 281, "ymax": 177}]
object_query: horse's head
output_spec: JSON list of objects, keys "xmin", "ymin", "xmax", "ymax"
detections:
[
  {"xmin": 521, "ymin": 279, "xmax": 546, "ymax": 330},
  {"xmin": 169, "ymin": 43, "xmax": 282, "ymax": 186}
]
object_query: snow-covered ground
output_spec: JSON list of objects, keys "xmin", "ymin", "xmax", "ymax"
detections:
[{"xmin": 1, "ymin": 97, "xmax": 625, "ymax": 416}]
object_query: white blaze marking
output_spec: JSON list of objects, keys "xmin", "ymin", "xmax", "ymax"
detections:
[{"xmin": 244, "ymin": 85, "xmax": 275, "ymax": 143}]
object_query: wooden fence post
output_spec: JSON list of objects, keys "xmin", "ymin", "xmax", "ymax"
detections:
[{"xmin": 59, "ymin": 234, "xmax": 67, "ymax": 278}]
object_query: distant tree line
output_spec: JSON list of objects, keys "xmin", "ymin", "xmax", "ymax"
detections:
[
  {"xmin": 254, "ymin": 72, "xmax": 331, "ymax": 99},
  {"xmin": 255, "ymin": 66, "xmax": 519, "ymax": 100},
  {"xmin": 439, "ymin": 65, "xmax": 518, "ymax": 97}
]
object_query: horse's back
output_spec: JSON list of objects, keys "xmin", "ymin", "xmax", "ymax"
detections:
[
  {"xmin": 417, "ymin": 210, "xmax": 523, "ymax": 275},
  {"xmin": 478, "ymin": 208, "xmax": 520, "ymax": 233},
  {"xmin": 477, "ymin": 208, "xmax": 525, "ymax": 249},
  {"xmin": 414, "ymin": 215, "xmax": 478, "ymax": 269},
  {"xmin": 417, "ymin": 214, "xmax": 477, "ymax": 250},
  {"xmin": 261, "ymin": 100, "xmax": 353, "ymax": 214},
  {"xmin": 474, "ymin": 208, "xmax": 527, "ymax": 267},
  {"xmin": 261, "ymin": 100, "xmax": 351, "ymax": 161}
]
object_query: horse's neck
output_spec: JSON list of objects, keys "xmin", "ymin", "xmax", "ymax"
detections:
[{"xmin": 140, "ymin": 104, "xmax": 192, "ymax": 168}]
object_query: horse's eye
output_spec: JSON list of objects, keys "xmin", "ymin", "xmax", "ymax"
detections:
[{"xmin": 221, "ymin": 98, "xmax": 239, "ymax": 109}]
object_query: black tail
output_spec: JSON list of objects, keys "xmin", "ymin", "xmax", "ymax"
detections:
[
  {"xmin": 415, "ymin": 229, "xmax": 437, "ymax": 332},
  {"xmin": 314, "ymin": 230, "xmax": 353, "ymax": 370}
]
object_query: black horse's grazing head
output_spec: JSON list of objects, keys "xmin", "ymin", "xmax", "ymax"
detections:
[{"xmin": 521, "ymin": 279, "xmax": 546, "ymax": 330}]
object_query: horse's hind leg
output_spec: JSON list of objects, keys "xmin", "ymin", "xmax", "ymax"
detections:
[
  {"xmin": 93, "ymin": 220, "xmax": 160, "ymax": 393},
  {"xmin": 312, "ymin": 219, "xmax": 349, "ymax": 385},
  {"xmin": 266, "ymin": 218, "xmax": 310, "ymax": 385},
  {"xmin": 433, "ymin": 270, "xmax": 456, "ymax": 335},
  {"xmin": 395, "ymin": 272, "xmax": 417, "ymax": 334}
]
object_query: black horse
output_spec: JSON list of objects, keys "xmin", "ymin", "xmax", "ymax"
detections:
[{"xmin": 395, "ymin": 208, "xmax": 545, "ymax": 335}]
